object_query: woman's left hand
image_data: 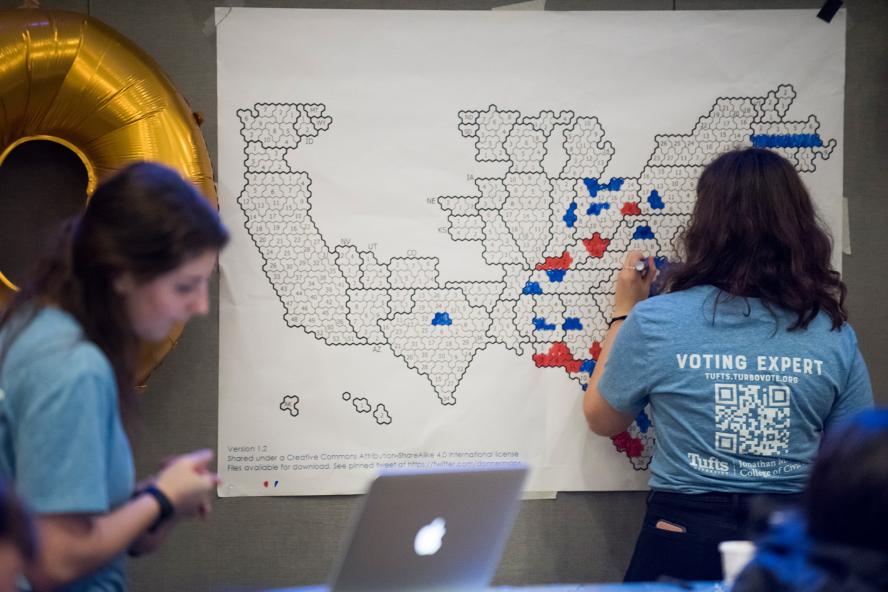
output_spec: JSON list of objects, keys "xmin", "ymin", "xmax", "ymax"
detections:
[{"xmin": 613, "ymin": 250, "xmax": 658, "ymax": 317}]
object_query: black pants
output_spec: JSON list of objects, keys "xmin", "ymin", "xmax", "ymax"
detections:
[{"xmin": 623, "ymin": 490, "xmax": 802, "ymax": 583}]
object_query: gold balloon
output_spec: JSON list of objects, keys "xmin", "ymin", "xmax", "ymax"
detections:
[{"xmin": 0, "ymin": 9, "xmax": 217, "ymax": 386}]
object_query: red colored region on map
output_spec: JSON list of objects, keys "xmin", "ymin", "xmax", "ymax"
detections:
[
  {"xmin": 532, "ymin": 341, "xmax": 583, "ymax": 374},
  {"xmin": 589, "ymin": 341, "xmax": 602, "ymax": 361},
  {"xmin": 535, "ymin": 250, "xmax": 573, "ymax": 270},
  {"xmin": 611, "ymin": 431, "xmax": 644, "ymax": 458},
  {"xmin": 582, "ymin": 233, "xmax": 610, "ymax": 258},
  {"xmin": 620, "ymin": 201, "xmax": 641, "ymax": 215}
]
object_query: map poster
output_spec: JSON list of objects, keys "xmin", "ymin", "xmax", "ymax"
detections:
[{"xmin": 217, "ymin": 8, "xmax": 844, "ymax": 496}]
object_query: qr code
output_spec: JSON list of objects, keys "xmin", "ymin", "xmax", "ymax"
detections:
[{"xmin": 713, "ymin": 383, "xmax": 791, "ymax": 456}]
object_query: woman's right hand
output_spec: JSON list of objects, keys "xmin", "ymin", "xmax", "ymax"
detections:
[
  {"xmin": 613, "ymin": 250, "xmax": 658, "ymax": 317},
  {"xmin": 154, "ymin": 449, "xmax": 219, "ymax": 518}
]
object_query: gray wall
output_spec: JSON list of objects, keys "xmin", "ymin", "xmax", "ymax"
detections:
[{"xmin": 1, "ymin": 1, "xmax": 885, "ymax": 590}]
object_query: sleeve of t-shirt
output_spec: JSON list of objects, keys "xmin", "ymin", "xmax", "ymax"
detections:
[
  {"xmin": 13, "ymin": 364, "xmax": 114, "ymax": 514},
  {"xmin": 825, "ymin": 339, "xmax": 874, "ymax": 429},
  {"xmin": 597, "ymin": 308, "xmax": 652, "ymax": 415}
]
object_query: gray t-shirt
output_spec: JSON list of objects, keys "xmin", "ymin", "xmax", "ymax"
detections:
[{"xmin": 599, "ymin": 285, "xmax": 873, "ymax": 494}]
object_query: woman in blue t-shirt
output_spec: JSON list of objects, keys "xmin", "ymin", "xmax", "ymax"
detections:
[
  {"xmin": 0, "ymin": 162, "xmax": 229, "ymax": 591},
  {"xmin": 582, "ymin": 147, "xmax": 873, "ymax": 582}
]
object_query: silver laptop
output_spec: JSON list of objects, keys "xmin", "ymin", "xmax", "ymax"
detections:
[{"xmin": 328, "ymin": 465, "xmax": 528, "ymax": 592}]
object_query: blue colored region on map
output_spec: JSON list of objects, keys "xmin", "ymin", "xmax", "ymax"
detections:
[
  {"xmin": 523, "ymin": 281, "xmax": 543, "ymax": 295},
  {"xmin": 563, "ymin": 202, "xmax": 578, "ymax": 228},
  {"xmin": 431, "ymin": 312, "xmax": 452, "ymax": 326},
  {"xmin": 632, "ymin": 225, "xmax": 655, "ymax": 240},
  {"xmin": 647, "ymin": 189, "xmax": 664, "ymax": 210},
  {"xmin": 583, "ymin": 177, "xmax": 624, "ymax": 197},
  {"xmin": 587, "ymin": 202, "xmax": 611, "ymax": 216},
  {"xmin": 562, "ymin": 317, "xmax": 583, "ymax": 331},
  {"xmin": 750, "ymin": 133, "xmax": 822, "ymax": 148},
  {"xmin": 635, "ymin": 409, "xmax": 652, "ymax": 433},
  {"xmin": 533, "ymin": 317, "xmax": 556, "ymax": 331}
]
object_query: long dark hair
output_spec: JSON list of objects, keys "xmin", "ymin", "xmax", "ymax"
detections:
[
  {"xmin": 0, "ymin": 162, "xmax": 228, "ymax": 397},
  {"xmin": 805, "ymin": 409, "xmax": 888, "ymax": 552},
  {"xmin": 663, "ymin": 148, "xmax": 846, "ymax": 330}
]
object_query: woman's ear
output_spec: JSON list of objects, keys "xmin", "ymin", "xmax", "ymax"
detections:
[{"xmin": 112, "ymin": 273, "xmax": 135, "ymax": 295}]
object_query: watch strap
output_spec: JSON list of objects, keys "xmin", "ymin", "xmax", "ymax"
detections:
[{"xmin": 140, "ymin": 485, "xmax": 174, "ymax": 532}]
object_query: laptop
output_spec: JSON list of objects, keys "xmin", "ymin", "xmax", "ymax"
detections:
[{"xmin": 328, "ymin": 465, "xmax": 528, "ymax": 592}]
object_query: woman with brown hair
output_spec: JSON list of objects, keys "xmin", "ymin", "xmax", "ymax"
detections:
[
  {"xmin": 0, "ymin": 162, "xmax": 228, "ymax": 591},
  {"xmin": 582, "ymin": 147, "xmax": 873, "ymax": 582}
]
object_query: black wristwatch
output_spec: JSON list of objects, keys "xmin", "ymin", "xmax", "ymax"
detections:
[{"xmin": 135, "ymin": 485, "xmax": 175, "ymax": 532}]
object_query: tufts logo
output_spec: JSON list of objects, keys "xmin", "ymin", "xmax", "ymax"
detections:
[{"xmin": 687, "ymin": 453, "xmax": 729, "ymax": 475}]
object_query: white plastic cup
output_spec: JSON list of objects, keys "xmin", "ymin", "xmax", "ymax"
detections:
[{"xmin": 719, "ymin": 540, "xmax": 757, "ymax": 587}]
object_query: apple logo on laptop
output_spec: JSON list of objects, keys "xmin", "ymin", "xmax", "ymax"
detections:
[{"xmin": 414, "ymin": 517, "xmax": 446, "ymax": 556}]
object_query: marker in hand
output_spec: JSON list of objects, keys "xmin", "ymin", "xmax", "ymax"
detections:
[{"xmin": 634, "ymin": 257, "xmax": 649, "ymax": 277}]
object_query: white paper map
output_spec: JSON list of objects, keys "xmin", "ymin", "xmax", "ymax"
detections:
[{"xmin": 217, "ymin": 8, "xmax": 844, "ymax": 496}]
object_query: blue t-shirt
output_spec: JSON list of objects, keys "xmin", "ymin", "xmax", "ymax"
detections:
[
  {"xmin": 598, "ymin": 285, "xmax": 873, "ymax": 494},
  {"xmin": 0, "ymin": 307, "xmax": 134, "ymax": 591}
]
